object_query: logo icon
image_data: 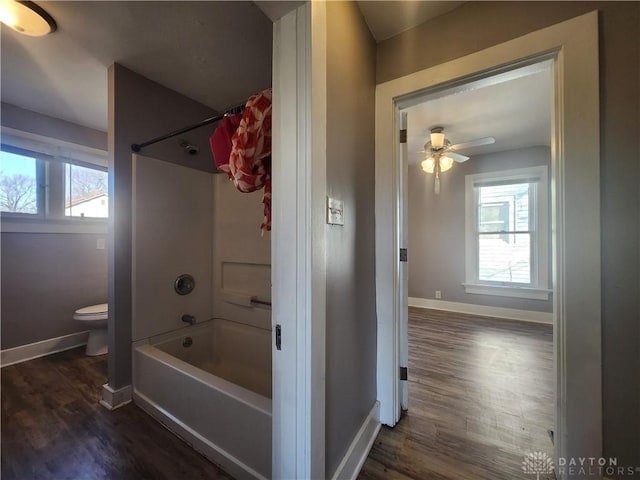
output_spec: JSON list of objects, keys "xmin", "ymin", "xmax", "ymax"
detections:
[{"xmin": 522, "ymin": 451, "xmax": 554, "ymax": 479}]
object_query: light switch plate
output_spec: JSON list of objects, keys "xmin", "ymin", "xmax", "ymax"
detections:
[
  {"xmin": 97, "ymin": 238, "xmax": 106, "ymax": 250},
  {"xmin": 327, "ymin": 197, "xmax": 344, "ymax": 225}
]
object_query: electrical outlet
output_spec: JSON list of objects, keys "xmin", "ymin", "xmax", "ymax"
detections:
[{"xmin": 435, "ymin": 290, "xmax": 442, "ymax": 299}]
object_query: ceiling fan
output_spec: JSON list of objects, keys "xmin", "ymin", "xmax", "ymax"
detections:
[{"xmin": 420, "ymin": 126, "xmax": 495, "ymax": 194}]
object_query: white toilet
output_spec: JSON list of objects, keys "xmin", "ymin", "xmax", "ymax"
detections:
[{"xmin": 74, "ymin": 303, "xmax": 108, "ymax": 356}]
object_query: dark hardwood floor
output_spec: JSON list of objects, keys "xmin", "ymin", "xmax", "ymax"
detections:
[
  {"xmin": 1, "ymin": 347, "xmax": 230, "ymax": 480},
  {"xmin": 2, "ymin": 309, "xmax": 553, "ymax": 480},
  {"xmin": 359, "ymin": 307, "xmax": 555, "ymax": 480}
]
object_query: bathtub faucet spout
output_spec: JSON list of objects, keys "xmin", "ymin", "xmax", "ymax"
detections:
[{"xmin": 181, "ymin": 314, "xmax": 196, "ymax": 325}]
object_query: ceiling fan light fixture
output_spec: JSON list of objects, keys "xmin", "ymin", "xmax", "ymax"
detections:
[
  {"xmin": 439, "ymin": 155, "xmax": 454, "ymax": 172},
  {"xmin": 421, "ymin": 156, "xmax": 435, "ymax": 173},
  {"xmin": 0, "ymin": 0, "xmax": 57, "ymax": 36},
  {"xmin": 430, "ymin": 132, "xmax": 445, "ymax": 149}
]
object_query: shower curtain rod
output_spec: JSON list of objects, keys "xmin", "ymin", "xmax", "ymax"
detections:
[{"xmin": 130, "ymin": 103, "xmax": 246, "ymax": 153}]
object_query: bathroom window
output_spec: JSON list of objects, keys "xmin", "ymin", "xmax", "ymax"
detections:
[
  {"xmin": 463, "ymin": 166, "xmax": 551, "ymax": 300},
  {"xmin": 0, "ymin": 149, "xmax": 43, "ymax": 215},
  {"xmin": 1, "ymin": 133, "xmax": 108, "ymax": 233},
  {"xmin": 65, "ymin": 163, "xmax": 108, "ymax": 218}
]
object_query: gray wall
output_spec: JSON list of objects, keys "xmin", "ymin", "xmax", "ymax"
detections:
[
  {"xmin": 109, "ymin": 64, "xmax": 218, "ymax": 389},
  {"xmin": 0, "ymin": 104, "xmax": 108, "ymax": 350},
  {"xmin": 408, "ymin": 146, "xmax": 552, "ymax": 312},
  {"xmin": 1, "ymin": 234, "xmax": 107, "ymax": 349},
  {"xmin": 377, "ymin": 2, "xmax": 640, "ymax": 474},
  {"xmin": 325, "ymin": 2, "xmax": 377, "ymax": 477}
]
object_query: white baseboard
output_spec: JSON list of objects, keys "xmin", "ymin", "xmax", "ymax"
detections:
[
  {"xmin": 331, "ymin": 401, "xmax": 381, "ymax": 480},
  {"xmin": 1, "ymin": 330, "xmax": 89, "ymax": 367},
  {"xmin": 100, "ymin": 383, "xmax": 132, "ymax": 410},
  {"xmin": 408, "ymin": 297, "xmax": 553, "ymax": 325}
]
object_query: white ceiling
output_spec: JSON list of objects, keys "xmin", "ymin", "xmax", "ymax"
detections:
[
  {"xmin": 405, "ymin": 62, "xmax": 553, "ymax": 163},
  {"xmin": 1, "ymin": 1, "xmax": 273, "ymax": 131}
]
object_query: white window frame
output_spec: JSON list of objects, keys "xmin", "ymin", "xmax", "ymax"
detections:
[
  {"xmin": 1, "ymin": 129, "xmax": 108, "ymax": 234},
  {"xmin": 0, "ymin": 145, "xmax": 46, "ymax": 219},
  {"xmin": 463, "ymin": 165, "xmax": 550, "ymax": 300}
]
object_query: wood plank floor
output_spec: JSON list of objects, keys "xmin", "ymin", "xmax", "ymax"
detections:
[
  {"xmin": 1, "ymin": 347, "xmax": 230, "ymax": 480},
  {"xmin": 359, "ymin": 308, "xmax": 555, "ymax": 480}
]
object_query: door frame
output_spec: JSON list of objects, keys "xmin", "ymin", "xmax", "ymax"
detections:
[
  {"xmin": 272, "ymin": 3, "xmax": 327, "ymax": 479},
  {"xmin": 374, "ymin": 10, "xmax": 601, "ymax": 471}
]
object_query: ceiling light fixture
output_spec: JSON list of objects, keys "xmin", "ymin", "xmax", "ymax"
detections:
[
  {"xmin": 419, "ymin": 126, "xmax": 496, "ymax": 194},
  {"xmin": 430, "ymin": 132, "xmax": 446, "ymax": 149},
  {"xmin": 0, "ymin": 0, "xmax": 57, "ymax": 36},
  {"xmin": 421, "ymin": 154, "xmax": 454, "ymax": 174}
]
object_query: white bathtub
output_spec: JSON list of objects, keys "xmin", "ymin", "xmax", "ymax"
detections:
[{"xmin": 133, "ymin": 318, "xmax": 272, "ymax": 480}]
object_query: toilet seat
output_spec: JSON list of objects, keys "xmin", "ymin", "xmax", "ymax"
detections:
[{"xmin": 73, "ymin": 303, "xmax": 108, "ymax": 321}]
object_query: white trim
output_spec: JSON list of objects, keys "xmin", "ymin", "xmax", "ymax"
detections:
[
  {"xmin": 99, "ymin": 383, "xmax": 132, "ymax": 410},
  {"xmin": 272, "ymin": 4, "xmax": 326, "ymax": 479},
  {"xmin": 134, "ymin": 390, "xmax": 266, "ymax": 480},
  {"xmin": 0, "ymin": 330, "xmax": 89, "ymax": 367},
  {"xmin": 375, "ymin": 11, "xmax": 601, "ymax": 474},
  {"xmin": 330, "ymin": 401, "xmax": 381, "ymax": 480},
  {"xmin": 408, "ymin": 297, "xmax": 553, "ymax": 325},
  {"xmin": 462, "ymin": 283, "xmax": 552, "ymax": 300}
]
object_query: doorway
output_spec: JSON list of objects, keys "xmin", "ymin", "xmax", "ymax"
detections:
[
  {"xmin": 374, "ymin": 11, "xmax": 601, "ymax": 475},
  {"xmin": 382, "ymin": 59, "xmax": 557, "ymax": 477}
]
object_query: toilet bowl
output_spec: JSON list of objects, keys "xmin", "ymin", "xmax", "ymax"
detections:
[{"xmin": 74, "ymin": 303, "xmax": 108, "ymax": 356}]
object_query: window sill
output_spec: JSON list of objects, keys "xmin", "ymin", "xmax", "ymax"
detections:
[
  {"xmin": 462, "ymin": 283, "xmax": 552, "ymax": 300},
  {"xmin": 1, "ymin": 217, "xmax": 108, "ymax": 234}
]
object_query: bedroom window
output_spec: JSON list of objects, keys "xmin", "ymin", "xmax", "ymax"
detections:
[{"xmin": 464, "ymin": 166, "xmax": 551, "ymax": 300}]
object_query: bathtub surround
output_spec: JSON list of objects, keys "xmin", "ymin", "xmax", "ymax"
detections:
[
  {"xmin": 131, "ymin": 154, "xmax": 271, "ymax": 478},
  {"xmin": 107, "ymin": 64, "xmax": 219, "ymax": 398},
  {"xmin": 131, "ymin": 155, "xmax": 213, "ymax": 341},
  {"xmin": 212, "ymin": 174, "xmax": 271, "ymax": 332}
]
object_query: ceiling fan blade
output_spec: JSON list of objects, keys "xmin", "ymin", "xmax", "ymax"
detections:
[
  {"xmin": 449, "ymin": 152, "xmax": 469, "ymax": 163},
  {"xmin": 448, "ymin": 136, "xmax": 495, "ymax": 151}
]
